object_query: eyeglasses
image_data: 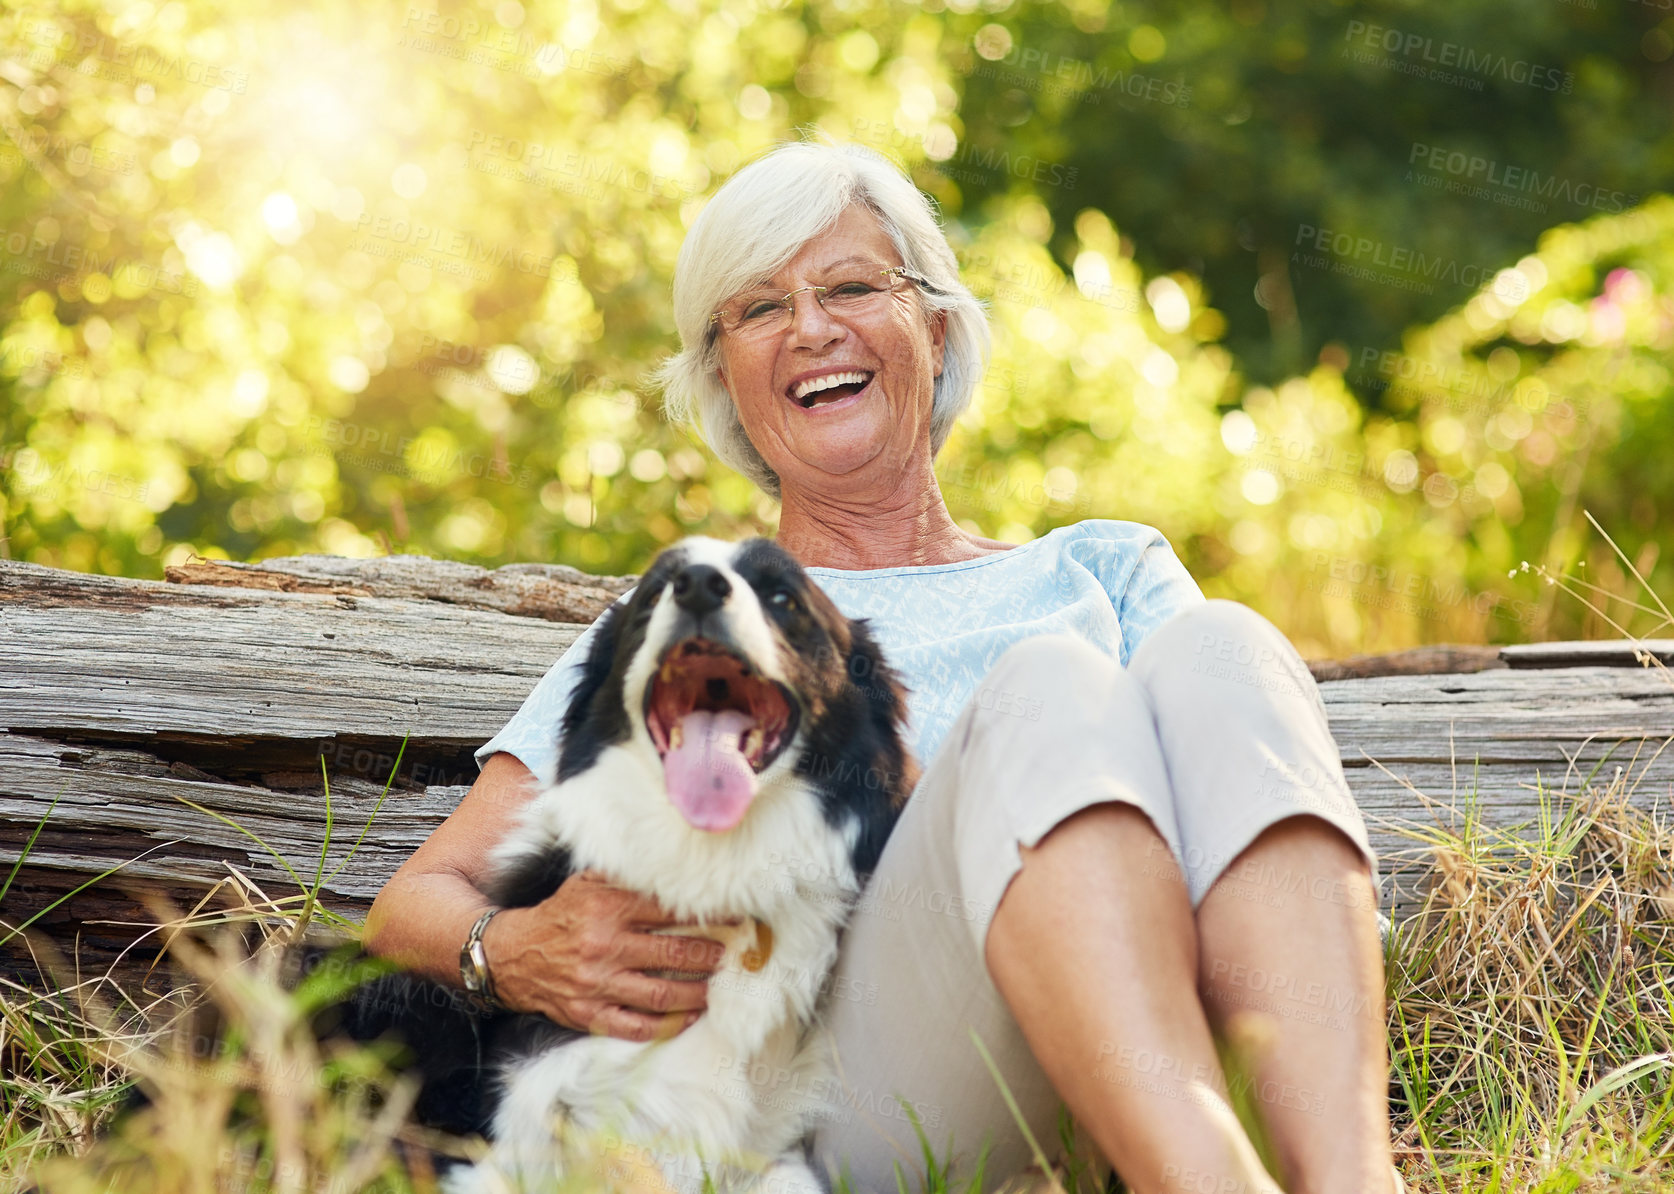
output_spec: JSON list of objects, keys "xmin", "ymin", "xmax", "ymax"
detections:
[{"xmin": 708, "ymin": 265, "xmax": 937, "ymax": 340}]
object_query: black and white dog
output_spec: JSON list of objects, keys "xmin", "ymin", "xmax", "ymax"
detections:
[{"xmin": 345, "ymin": 536, "xmax": 917, "ymax": 1194}]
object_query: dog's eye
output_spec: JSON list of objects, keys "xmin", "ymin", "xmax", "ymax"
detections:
[{"xmin": 770, "ymin": 590, "xmax": 799, "ymax": 611}]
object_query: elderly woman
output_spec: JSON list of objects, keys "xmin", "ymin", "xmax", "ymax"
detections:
[{"xmin": 366, "ymin": 142, "xmax": 1398, "ymax": 1194}]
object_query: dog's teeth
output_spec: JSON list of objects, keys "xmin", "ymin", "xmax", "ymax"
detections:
[
  {"xmin": 670, "ymin": 722, "xmax": 684, "ymax": 749},
  {"xmin": 742, "ymin": 728, "xmax": 763, "ymax": 759}
]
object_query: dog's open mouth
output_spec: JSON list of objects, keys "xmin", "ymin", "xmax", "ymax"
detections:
[{"xmin": 644, "ymin": 639, "xmax": 798, "ymax": 832}]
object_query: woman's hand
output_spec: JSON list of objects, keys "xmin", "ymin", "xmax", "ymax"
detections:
[
  {"xmin": 365, "ymin": 753, "xmax": 727, "ymax": 1043},
  {"xmin": 485, "ymin": 869, "xmax": 728, "ymax": 1041}
]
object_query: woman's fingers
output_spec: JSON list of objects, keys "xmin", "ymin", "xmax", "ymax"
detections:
[
  {"xmin": 606, "ymin": 968, "xmax": 713, "ymax": 1016},
  {"xmin": 585, "ymin": 1004, "xmax": 701, "ymax": 1043},
  {"xmin": 493, "ymin": 871, "xmax": 738, "ymax": 1041},
  {"xmin": 620, "ymin": 928, "xmax": 727, "ymax": 975}
]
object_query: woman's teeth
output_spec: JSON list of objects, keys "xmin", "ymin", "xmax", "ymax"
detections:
[{"xmin": 792, "ymin": 371, "xmax": 872, "ymax": 407}]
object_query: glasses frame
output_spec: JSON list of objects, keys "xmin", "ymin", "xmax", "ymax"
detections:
[{"xmin": 707, "ymin": 264, "xmax": 938, "ymax": 341}]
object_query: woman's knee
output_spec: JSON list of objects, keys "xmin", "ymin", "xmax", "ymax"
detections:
[
  {"xmin": 952, "ymin": 633, "xmax": 1177, "ymax": 851},
  {"xmin": 1134, "ymin": 599, "xmax": 1289, "ymax": 667},
  {"xmin": 991, "ymin": 631, "xmax": 1114, "ymax": 680},
  {"xmin": 966, "ymin": 633, "xmax": 1151, "ymax": 752},
  {"xmin": 1130, "ymin": 599, "xmax": 1321, "ymax": 710},
  {"xmin": 981, "ymin": 632, "xmax": 1117, "ymax": 712}
]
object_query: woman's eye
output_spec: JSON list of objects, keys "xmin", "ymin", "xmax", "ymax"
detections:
[
  {"xmin": 828, "ymin": 281, "xmax": 875, "ymax": 297},
  {"xmin": 741, "ymin": 299, "xmax": 782, "ymax": 321}
]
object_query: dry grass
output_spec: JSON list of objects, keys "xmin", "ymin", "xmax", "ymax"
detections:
[
  {"xmin": 10, "ymin": 764, "xmax": 1674, "ymax": 1194},
  {"xmin": 2, "ymin": 885, "xmax": 439, "ymax": 1194},
  {"xmin": 1382, "ymin": 762, "xmax": 1674, "ymax": 1191},
  {"xmin": 1380, "ymin": 514, "xmax": 1674, "ymax": 1191}
]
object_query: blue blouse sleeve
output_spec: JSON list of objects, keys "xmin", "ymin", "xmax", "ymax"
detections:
[
  {"xmin": 1118, "ymin": 533, "xmax": 1205, "ymax": 661},
  {"xmin": 472, "ymin": 590, "xmax": 633, "ymax": 786},
  {"xmin": 1080, "ymin": 521, "xmax": 1205, "ymax": 664}
]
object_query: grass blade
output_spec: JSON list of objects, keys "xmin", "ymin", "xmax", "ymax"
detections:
[
  {"xmin": 1561, "ymin": 1052, "xmax": 1674, "ymax": 1138},
  {"xmin": 0, "ymin": 785, "xmax": 67, "ymax": 908},
  {"xmin": 321, "ymin": 734, "xmax": 409, "ymax": 889},
  {"xmin": 0, "ymin": 839, "xmax": 187, "ymax": 949},
  {"xmin": 170, "ymin": 794, "xmax": 308, "ymax": 894},
  {"xmin": 968, "ymin": 1028, "xmax": 1062, "ymax": 1194}
]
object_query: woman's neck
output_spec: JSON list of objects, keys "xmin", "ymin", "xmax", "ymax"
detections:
[{"xmin": 774, "ymin": 464, "xmax": 1009, "ymax": 571}]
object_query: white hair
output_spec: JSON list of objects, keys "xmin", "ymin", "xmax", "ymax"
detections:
[{"xmin": 654, "ymin": 141, "xmax": 990, "ymax": 498}]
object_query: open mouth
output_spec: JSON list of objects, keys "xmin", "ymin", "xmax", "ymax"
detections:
[
  {"xmin": 788, "ymin": 370, "xmax": 874, "ymax": 410},
  {"xmin": 643, "ymin": 639, "xmax": 799, "ymax": 831}
]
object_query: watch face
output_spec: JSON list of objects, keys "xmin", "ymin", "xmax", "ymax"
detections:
[{"xmin": 462, "ymin": 910, "xmax": 496, "ymax": 994}]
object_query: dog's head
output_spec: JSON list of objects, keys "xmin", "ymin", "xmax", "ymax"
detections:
[{"xmin": 557, "ymin": 537, "xmax": 916, "ymax": 844}]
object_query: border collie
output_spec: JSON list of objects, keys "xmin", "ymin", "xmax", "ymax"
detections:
[{"xmin": 344, "ymin": 536, "xmax": 917, "ymax": 1194}]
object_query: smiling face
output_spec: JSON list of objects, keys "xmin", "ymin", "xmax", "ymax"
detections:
[{"xmin": 713, "ymin": 206, "xmax": 948, "ymax": 498}]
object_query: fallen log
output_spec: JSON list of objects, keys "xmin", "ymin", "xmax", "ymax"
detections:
[{"xmin": 2, "ymin": 555, "xmax": 1671, "ymax": 990}]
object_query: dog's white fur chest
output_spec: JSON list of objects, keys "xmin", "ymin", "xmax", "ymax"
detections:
[{"xmin": 448, "ymin": 745, "xmax": 861, "ymax": 1194}]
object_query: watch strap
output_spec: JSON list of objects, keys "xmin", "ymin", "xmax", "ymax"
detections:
[{"xmin": 459, "ymin": 907, "xmax": 503, "ymax": 1010}]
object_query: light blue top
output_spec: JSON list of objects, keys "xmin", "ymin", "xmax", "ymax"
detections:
[{"xmin": 474, "ymin": 519, "xmax": 1205, "ymax": 785}]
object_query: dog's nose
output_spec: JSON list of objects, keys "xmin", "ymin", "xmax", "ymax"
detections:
[{"xmin": 672, "ymin": 564, "xmax": 730, "ymax": 616}]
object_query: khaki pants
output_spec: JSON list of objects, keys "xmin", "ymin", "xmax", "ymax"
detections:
[{"xmin": 808, "ymin": 601, "xmax": 1381, "ymax": 1192}]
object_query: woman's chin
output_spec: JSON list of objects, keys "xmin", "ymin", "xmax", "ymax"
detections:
[{"xmin": 778, "ymin": 435, "xmax": 899, "ymax": 489}]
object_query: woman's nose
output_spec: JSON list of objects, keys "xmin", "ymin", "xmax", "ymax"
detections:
[{"xmin": 785, "ymin": 289, "xmax": 845, "ymax": 348}]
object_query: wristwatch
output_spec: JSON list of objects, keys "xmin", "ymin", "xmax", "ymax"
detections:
[{"xmin": 459, "ymin": 907, "xmax": 504, "ymax": 1010}]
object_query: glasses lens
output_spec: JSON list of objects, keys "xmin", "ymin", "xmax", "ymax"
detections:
[
  {"xmin": 723, "ymin": 293, "xmax": 787, "ymax": 331},
  {"xmin": 820, "ymin": 276, "xmax": 887, "ymax": 315},
  {"xmin": 715, "ymin": 269, "xmax": 907, "ymax": 335}
]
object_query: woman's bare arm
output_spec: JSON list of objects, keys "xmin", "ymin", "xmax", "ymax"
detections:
[{"xmin": 364, "ymin": 751, "xmax": 726, "ymax": 1041}]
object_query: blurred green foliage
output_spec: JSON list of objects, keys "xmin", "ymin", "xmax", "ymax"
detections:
[
  {"xmin": 951, "ymin": 0, "xmax": 1674, "ymax": 382},
  {"xmin": 0, "ymin": 0, "xmax": 1669, "ymax": 658}
]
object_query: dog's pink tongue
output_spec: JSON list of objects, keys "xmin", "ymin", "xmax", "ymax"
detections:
[{"xmin": 663, "ymin": 709, "xmax": 757, "ymax": 831}]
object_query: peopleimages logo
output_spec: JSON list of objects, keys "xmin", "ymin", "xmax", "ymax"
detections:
[
  {"xmin": 21, "ymin": 17, "xmax": 249, "ymax": 92},
  {"xmin": 1292, "ymin": 225, "xmax": 1511, "ymax": 296},
  {"xmin": 354, "ymin": 211, "xmax": 556, "ymax": 279},
  {"xmin": 1407, "ymin": 143, "xmax": 1638, "ymax": 214},
  {"xmin": 973, "ymin": 42, "xmax": 1192, "ymax": 108},
  {"xmin": 1305, "ymin": 553, "xmax": 1539, "ymax": 628},
  {"xmin": 1343, "ymin": 21, "xmax": 1574, "ymax": 93}
]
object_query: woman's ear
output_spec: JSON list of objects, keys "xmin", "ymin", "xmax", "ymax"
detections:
[{"xmin": 930, "ymin": 309, "xmax": 947, "ymax": 379}]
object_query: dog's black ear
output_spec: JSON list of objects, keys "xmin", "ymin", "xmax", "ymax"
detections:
[
  {"xmin": 847, "ymin": 617, "xmax": 907, "ymax": 723},
  {"xmin": 847, "ymin": 617, "xmax": 919, "ymax": 809},
  {"xmin": 559, "ymin": 598, "xmax": 628, "ymax": 739},
  {"xmin": 554, "ymin": 596, "xmax": 635, "ymax": 782},
  {"xmin": 556, "ymin": 549, "xmax": 683, "ymax": 782}
]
